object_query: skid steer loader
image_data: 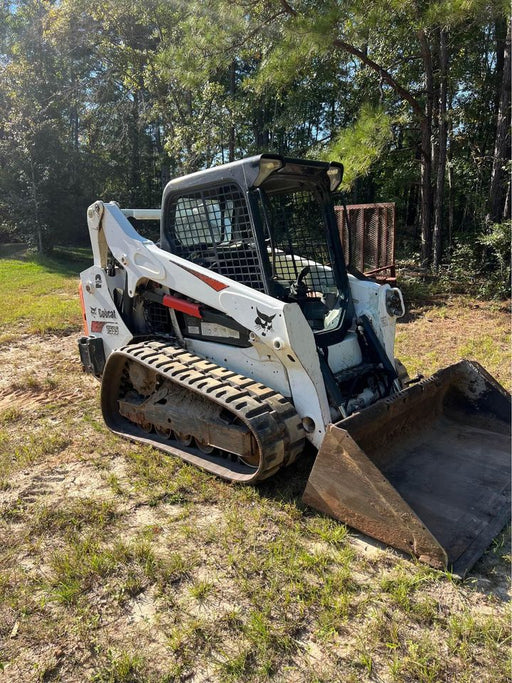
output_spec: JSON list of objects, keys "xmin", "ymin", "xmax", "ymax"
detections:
[{"xmin": 78, "ymin": 154, "xmax": 510, "ymax": 575}]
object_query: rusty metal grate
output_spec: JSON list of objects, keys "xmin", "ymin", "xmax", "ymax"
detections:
[{"xmin": 335, "ymin": 203, "xmax": 396, "ymax": 283}]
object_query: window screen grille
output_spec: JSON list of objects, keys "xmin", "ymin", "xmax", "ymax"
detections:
[
  {"xmin": 264, "ymin": 189, "xmax": 337, "ymax": 294},
  {"xmin": 167, "ymin": 184, "xmax": 265, "ymax": 291}
]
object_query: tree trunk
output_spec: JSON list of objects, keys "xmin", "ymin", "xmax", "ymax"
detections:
[
  {"xmin": 418, "ymin": 28, "xmax": 434, "ymax": 266},
  {"xmin": 129, "ymin": 91, "xmax": 140, "ymax": 205},
  {"xmin": 433, "ymin": 29, "xmax": 448, "ymax": 270},
  {"xmin": 446, "ymin": 90, "xmax": 454, "ymax": 253},
  {"xmin": 447, "ymin": 157, "xmax": 454, "ymax": 252},
  {"xmin": 229, "ymin": 61, "xmax": 236, "ymax": 162},
  {"xmin": 487, "ymin": 19, "xmax": 511, "ymax": 223},
  {"xmin": 29, "ymin": 156, "xmax": 43, "ymax": 254},
  {"xmin": 254, "ymin": 104, "xmax": 270, "ymax": 149}
]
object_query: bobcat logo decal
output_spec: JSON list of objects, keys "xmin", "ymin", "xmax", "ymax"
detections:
[{"xmin": 255, "ymin": 309, "xmax": 276, "ymax": 337}]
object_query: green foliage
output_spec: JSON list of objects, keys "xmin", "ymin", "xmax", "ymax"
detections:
[
  {"xmin": 0, "ymin": 0, "xmax": 508, "ymax": 281},
  {"xmin": 441, "ymin": 221, "xmax": 511, "ymax": 298},
  {"xmin": 324, "ymin": 105, "xmax": 392, "ymax": 190},
  {"xmin": 478, "ymin": 221, "xmax": 511, "ymax": 285}
]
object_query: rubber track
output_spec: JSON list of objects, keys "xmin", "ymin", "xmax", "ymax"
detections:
[{"xmin": 101, "ymin": 340, "xmax": 305, "ymax": 483}]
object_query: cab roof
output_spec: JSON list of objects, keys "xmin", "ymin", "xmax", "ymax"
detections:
[{"xmin": 161, "ymin": 154, "xmax": 343, "ymax": 201}]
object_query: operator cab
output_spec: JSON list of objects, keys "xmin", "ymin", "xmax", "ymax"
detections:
[{"xmin": 160, "ymin": 154, "xmax": 353, "ymax": 345}]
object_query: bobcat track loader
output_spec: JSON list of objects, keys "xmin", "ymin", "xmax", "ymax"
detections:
[{"xmin": 78, "ymin": 155, "xmax": 511, "ymax": 575}]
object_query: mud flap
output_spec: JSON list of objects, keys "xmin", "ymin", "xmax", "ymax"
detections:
[{"xmin": 303, "ymin": 360, "xmax": 511, "ymax": 575}]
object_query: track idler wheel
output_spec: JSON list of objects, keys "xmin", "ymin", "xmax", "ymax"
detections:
[
  {"xmin": 195, "ymin": 439, "xmax": 215, "ymax": 454},
  {"xmin": 174, "ymin": 432, "xmax": 192, "ymax": 447}
]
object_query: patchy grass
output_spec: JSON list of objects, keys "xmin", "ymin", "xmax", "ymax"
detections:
[
  {"xmin": 0, "ymin": 429, "xmax": 71, "ymax": 481},
  {"xmin": 395, "ymin": 296, "xmax": 511, "ymax": 390},
  {"xmin": 0, "ymin": 248, "xmax": 88, "ymax": 337},
  {"xmin": 0, "ymin": 280, "xmax": 509, "ymax": 681}
]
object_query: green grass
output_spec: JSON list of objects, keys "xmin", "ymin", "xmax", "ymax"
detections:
[
  {"xmin": 91, "ymin": 649, "xmax": 147, "ymax": 683},
  {"xmin": 0, "ymin": 430, "xmax": 71, "ymax": 480},
  {"xmin": 0, "ymin": 247, "xmax": 90, "ymax": 337}
]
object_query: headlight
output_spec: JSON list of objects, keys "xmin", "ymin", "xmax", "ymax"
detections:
[
  {"xmin": 254, "ymin": 157, "xmax": 284, "ymax": 186},
  {"xmin": 327, "ymin": 163, "xmax": 344, "ymax": 191},
  {"xmin": 385, "ymin": 288, "xmax": 405, "ymax": 318}
]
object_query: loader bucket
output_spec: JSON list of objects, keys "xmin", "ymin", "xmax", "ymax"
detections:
[{"xmin": 303, "ymin": 360, "xmax": 511, "ymax": 575}]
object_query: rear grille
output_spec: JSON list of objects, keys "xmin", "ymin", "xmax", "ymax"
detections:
[{"xmin": 144, "ymin": 301, "xmax": 172, "ymax": 335}]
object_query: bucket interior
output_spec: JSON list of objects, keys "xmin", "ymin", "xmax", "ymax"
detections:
[
  {"xmin": 304, "ymin": 361, "xmax": 511, "ymax": 574},
  {"xmin": 375, "ymin": 415, "xmax": 509, "ymax": 573}
]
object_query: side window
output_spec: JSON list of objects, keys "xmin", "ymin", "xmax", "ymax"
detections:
[
  {"xmin": 174, "ymin": 197, "xmax": 222, "ymax": 246},
  {"xmin": 208, "ymin": 199, "xmax": 233, "ymax": 244},
  {"xmin": 172, "ymin": 197, "xmax": 237, "ymax": 247},
  {"xmin": 165, "ymin": 184, "xmax": 266, "ymax": 292},
  {"xmin": 169, "ymin": 187, "xmax": 242, "ymax": 249}
]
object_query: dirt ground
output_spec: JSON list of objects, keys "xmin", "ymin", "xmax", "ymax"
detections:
[{"xmin": 0, "ymin": 297, "xmax": 510, "ymax": 682}]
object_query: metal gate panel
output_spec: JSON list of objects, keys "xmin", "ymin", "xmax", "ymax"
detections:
[{"xmin": 335, "ymin": 203, "xmax": 396, "ymax": 283}]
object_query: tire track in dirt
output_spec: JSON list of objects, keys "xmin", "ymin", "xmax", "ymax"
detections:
[
  {"xmin": 0, "ymin": 457, "xmax": 127, "ymax": 512},
  {"xmin": 16, "ymin": 467, "xmax": 70, "ymax": 505},
  {"xmin": 0, "ymin": 387, "xmax": 83, "ymax": 412}
]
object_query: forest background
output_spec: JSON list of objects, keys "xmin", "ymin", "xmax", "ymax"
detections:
[{"xmin": 0, "ymin": 0, "xmax": 510, "ymax": 295}]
